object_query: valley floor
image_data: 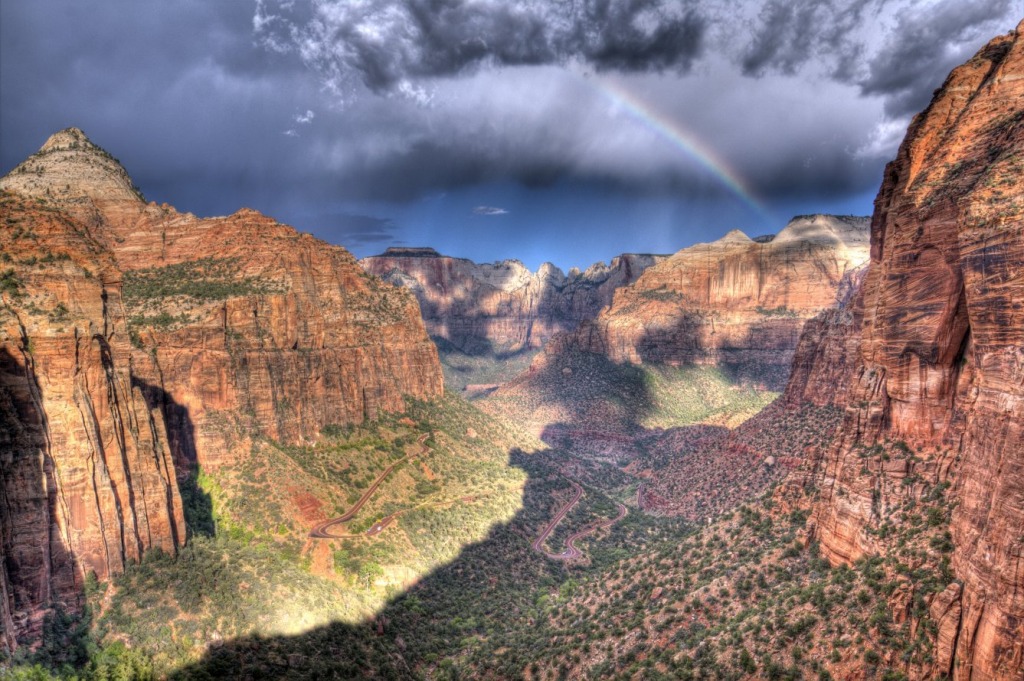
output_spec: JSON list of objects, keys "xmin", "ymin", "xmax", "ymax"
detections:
[{"xmin": 4, "ymin": 358, "xmax": 953, "ymax": 681}]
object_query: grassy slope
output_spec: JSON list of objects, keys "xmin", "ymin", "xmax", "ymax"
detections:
[
  {"xmin": 481, "ymin": 349, "xmax": 778, "ymax": 438},
  {"xmin": 433, "ymin": 338, "xmax": 540, "ymax": 391},
  {"xmin": 14, "ymin": 393, "xmax": 540, "ymax": 676}
]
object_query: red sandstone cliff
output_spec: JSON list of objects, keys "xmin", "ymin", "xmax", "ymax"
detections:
[
  {"xmin": 0, "ymin": 129, "xmax": 443, "ymax": 650},
  {"xmin": 360, "ymin": 247, "xmax": 665, "ymax": 355},
  {"xmin": 786, "ymin": 25, "xmax": 1024, "ymax": 680},
  {"xmin": 538, "ymin": 215, "xmax": 870, "ymax": 388},
  {"xmin": 0, "ymin": 191, "xmax": 184, "ymax": 649}
]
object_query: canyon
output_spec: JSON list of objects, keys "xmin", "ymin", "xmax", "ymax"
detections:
[
  {"xmin": 0, "ymin": 128, "xmax": 442, "ymax": 650},
  {"xmin": 1, "ymin": 20, "xmax": 1023, "ymax": 681}
]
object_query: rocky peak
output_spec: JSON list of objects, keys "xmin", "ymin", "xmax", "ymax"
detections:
[
  {"xmin": 716, "ymin": 228, "xmax": 753, "ymax": 245},
  {"xmin": 38, "ymin": 127, "xmax": 95, "ymax": 153},
  {"xmin": 0, "ymin": 127, "xmax": 144, "ymax": 205},
  {"xmin": 774, "ymin": 214, "xmax": 870, "ymax": 247}
]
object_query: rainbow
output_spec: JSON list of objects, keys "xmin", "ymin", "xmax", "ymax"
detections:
[{"xmin": 593, "ymin": 77, "xmax": 772, "ymax": 222}]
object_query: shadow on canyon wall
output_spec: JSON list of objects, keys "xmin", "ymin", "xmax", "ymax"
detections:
[
  {"xmin": 0, "ymin": 346, "xmax": 79, "ymax": 656},
  {"xmin": 0, "ymin": 353, "xmax": 214, "ymax": 658},
  {"xmin": 133, "ymin": 377, "xmax": 214, "ymax": 540}
]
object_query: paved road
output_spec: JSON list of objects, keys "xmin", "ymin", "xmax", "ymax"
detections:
[
  {"xmin": 531, "ymin": 481, "xmax": 583, "ymax": 558},
  {"xmin": 562, "ymin": 502, "xmax": 628, "ymax": 559},
  {"xmin": 533, "ymin": 480, "xmax": 629, "ymax": 561},
  {"xmin": 310, "ymin": 433, "xmax": 429, "ymax": 539}
]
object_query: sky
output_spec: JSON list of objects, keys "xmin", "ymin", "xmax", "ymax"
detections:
[{"xmin": 1, "ymin": 1, "xmax": 1019, "ymax": 271}]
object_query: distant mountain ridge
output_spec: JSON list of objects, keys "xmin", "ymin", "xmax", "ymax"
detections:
[
  {"xmin": 360, "ymin": 248, "xmax": 669, "ymax": 355},
  {"xmin": 532, "ymin": 213, "xmax": 871, "ymax": 389}
]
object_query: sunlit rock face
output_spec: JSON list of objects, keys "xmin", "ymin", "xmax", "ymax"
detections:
[
  {"xmin": 537, "ymin": 214, "xmax": 870, "ymax": 389},
  {"xmin": 788, "ymin": 25, "xmax": 1024, "ymax": 680},
  {"xmin": 0, "ymin": 191, "xmax": 185, "ymax": 649},
  {"xmin": 360, "ymin": 247, "xmax": 666, "ymax": 355},
  {"xmin": 0, "ymin": 129, "xmax": 444, "ymax": 650}
]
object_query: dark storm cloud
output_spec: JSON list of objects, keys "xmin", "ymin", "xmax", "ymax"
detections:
[
  {"xmin": 2, "ymin": 0, "xmax": 1021, "ymax": 268},
  {"xmin": 308, "ymin": 213, "xmax": 401, "ymax": 245},
  {"xmin": 740, "ymin": 0, "xmax": 872, "ymax": 77},
  {"xmin": 254, "ymin": 0, "xmax": 708, "ymax": 93},
  {"xmin": 739, "ymin": 0, "xmax": 1016, "ymax": 117},
  {"xmin": 860, "ymin": 0, "xmax": 1015, "ymax": 117}
]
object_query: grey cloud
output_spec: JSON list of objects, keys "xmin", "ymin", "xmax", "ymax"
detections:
[
  {"xmin": 739, "ymin": 0, "xmax": 1017, "ymax": 117},
  {"xmin": 254, "ymin": 0, "xmax": 708, "ymax": 93},
  {"xmin": 741, "ymin": 1, "xmax": 834, "ymax": 76},
  {"xmin": 860, "ymin": 0, "xmax": 1015, "ymax": 116},
  {"xmin": 473, "ymin": 206, "xmax": 508, "ymax": 215},
  {"xmin": 306, "ymin": 213, "xmax": 401, "ymax": 246}
]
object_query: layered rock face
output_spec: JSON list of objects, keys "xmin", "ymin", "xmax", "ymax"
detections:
[
  {"xmin": 542, "ymin": 215, "xmax": 870, "ymax": 388},
  {"xmin": 106, "ymin": 209, "xmax": 442, "ymax": 470},
  {"xmin": 0, "ymin": 129, "xmax": 443, "ymax": 649},
  {"xmin": 0, "ymin": 192, "xmax": 185, "ymax": 649},
  {"xmin": 790, "ymin": 26, "xmax": 1024, "ymax": 680},
  {"xmin": 361, "ymin": 247, "xmax": 665, "ymax": 354}
]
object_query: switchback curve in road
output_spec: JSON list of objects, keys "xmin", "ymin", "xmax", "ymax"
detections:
[{"xmin": 310, "ymin": 433, "xmax": 429, "ymax": 539}]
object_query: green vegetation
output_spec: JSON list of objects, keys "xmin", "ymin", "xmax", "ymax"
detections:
[
  {"xmin": 638, "ymin": 288, "xmax": 684, "ymax": 303},
  {"xmin": 0, "ymin": 269, "xmax": 24, "ymax": 297},
  {"xmin": 122, "ymin": 258, "xmax": 283, "ymax": 304},
  {"xmin": 482, "ymin": 349, "xmax": 778, "ymax": 434},
  {"xmin": 433, "ymin": 337, "xmax": 540, "ymax": 391},
  {"xmin": 4, "ymin": 340, "xmax": 955, "ymax": 681},
  {"xmin": 756, "ymin": 304, "xmax": 800, "ymax": 317}
]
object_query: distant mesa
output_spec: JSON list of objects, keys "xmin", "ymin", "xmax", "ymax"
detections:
[{"xmin": 379, "ymin": 247, "xmax": 443, "ymax": 258}]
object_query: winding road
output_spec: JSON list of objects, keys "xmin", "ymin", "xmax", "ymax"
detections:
[
  {"xmin": 561, "ymin": 502, "xmax": 628, "ymax": 559},
  {"xmin": 531, "ymin": 481, "xmax": 584, "ymax": 557},
  {"xmin": 532, "ymin": 481, "xmax": 628, "ymax": 560},
  {"xmin": 309, "ymin": 433, "xmax": 429, "ymax": 539}
]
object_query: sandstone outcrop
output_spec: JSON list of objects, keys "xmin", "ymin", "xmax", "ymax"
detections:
[
  {"xmin": 539, "ymin": 215, "xmax": 870, "ymax": 388},
  {"xmin": 788, "ymin": 25, "xmax": 1024, "ymax": 680},
  {"xmin": 360, "ymin": 247, "xmax": 665, "ymax": 354},
  {"xmin": 0, "ymin": 129, "xmax": 443, "ymax": 650},
  {"xmin": 0, "ymin": 192, "xmax": 184, "ymax": 650}
]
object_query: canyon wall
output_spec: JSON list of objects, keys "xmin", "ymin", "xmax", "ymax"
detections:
[
  {"xmin": 0, "ymin": 192, "xmax": 184, "ymax": 649},
  {"xmin": 788, "ymin": 25, "xmax": 1024, "ymax": 680},
  {"xmin": 360, "ymin": 247, "xmax": 665, "ymax": 354},
  {"xmin": 540, "ymin": 215, "xmax": 870, "ymax": 388},
  {"xmin": 0, "ymin": 128, "xmax": 444, "ymax": 649}
]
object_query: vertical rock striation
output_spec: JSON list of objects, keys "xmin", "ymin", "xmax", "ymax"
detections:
[
  {"xmin": 0, "ymin": 128, "xmax": 444, "ymax": 649},
  {"xmin": 787, "ymin": 24, "xmax": 1024, "ymax": 680},
  {"xmin": 0, "ymin": 192, "xmax": 184, "ymax": 649},
  {"xmin": 360, "ymin": 247, "xmax": 666, "ymax": 354}
]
